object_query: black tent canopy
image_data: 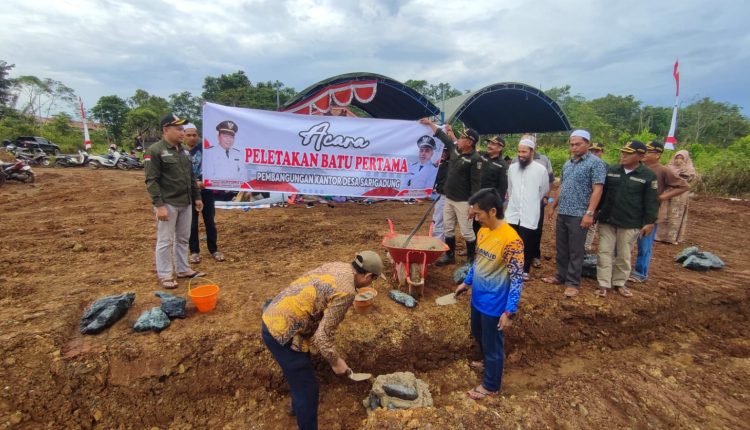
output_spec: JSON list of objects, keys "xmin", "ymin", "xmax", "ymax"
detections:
[
  {"xmin": 444, "ymin": 82, "xmax": 571, "ymax": 134},
  {"xmin": 281, "ymin": 72, "xmax": 440, "ymax": 120}
]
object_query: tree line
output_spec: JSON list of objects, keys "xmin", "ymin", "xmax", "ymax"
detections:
[{"xmin": 1, "ymin": 59, "xmax": 748, "ymax": 151}]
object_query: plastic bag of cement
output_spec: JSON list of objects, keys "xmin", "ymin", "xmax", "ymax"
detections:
[
  {"xmin": 675, "ymin": 246, "xmax": 700, "ymax": 263},
  {"xmin": 581, "ymin": 254, "xmax": 598, "ymax": 279},
  {"xmin": 698, "ymin": 251, "xmax": 725, "ymax": 269},
  {"xmin": 683, "ymin": 252, "xmax": 725, "ymax": 271},
  {"xmin": 155, "ymin": 291, "xmax": 186, "ymax": 319},
  {"xmin": 389, "ymin": 290, "xmax": 417, "ymax": 308},
  {"xmin": 133, "ymin": 307, "xmax": 171, "ymax": 332},
  {"xmin": 452, "ymin": 263, "xmax": 472, "ymax": 284},
  {"xmin": 80, "ymin": 293, "xmax": 135, "ymax": 335}
]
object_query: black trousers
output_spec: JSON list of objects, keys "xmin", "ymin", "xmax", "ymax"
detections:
[
  {"xmin": 529, "ymin": 201, "xmax": 545, "ymax": 259},
  {"xmin": 510, "ymin": 223, "xmax": 536, "ymax": 273},
  {"xmin": 189, "ymin": 189, "xmax": 217, "ymax": 254},
  {"xmin": 555, "ymin": 214, "xmax": 588, "ymax": 288}
]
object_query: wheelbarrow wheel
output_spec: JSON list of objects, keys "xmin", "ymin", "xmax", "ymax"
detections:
[{"xmin": 409, "ymin": 263, "xmax": 423, "ymax": 285}]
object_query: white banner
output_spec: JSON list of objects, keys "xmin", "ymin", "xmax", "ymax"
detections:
[{"xmin": 202, "ymin": 103, "xmax": 443, "ymax": 199}]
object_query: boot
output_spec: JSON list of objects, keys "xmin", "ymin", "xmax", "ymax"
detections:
[
  {"xmin": 466, "ymin": 240, "xmax": 477, "ymax": 263},
  {"xmin": 436, "ymin": 236, "xmax": 456, "ymax": 266}
]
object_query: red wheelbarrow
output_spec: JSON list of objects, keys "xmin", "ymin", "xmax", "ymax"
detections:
[{"xmin": 382, "ymin": 219, "xmax": 448, "ymax": 298}]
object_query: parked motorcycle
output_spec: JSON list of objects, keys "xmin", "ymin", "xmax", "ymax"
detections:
[
  {"xmin": 55, "ymin": 150, "xmax": 90, "ymax": 168},
  {"xmin": 118, "ymin": 152, "xmax": 143, "ymax": 169},
  {"xmin": 1, "ymin": 159, "xmax": 35, "ymax": 183},
  {"xmin": 88, "ymin": 151, "xmax": 126, "ymax": 170},
  {"xmin": 16, "ymin": 148, "xmax": 50, "ymax": 167}
]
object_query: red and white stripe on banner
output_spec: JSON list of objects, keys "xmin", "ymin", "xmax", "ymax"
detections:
[{"xmin": 284, "ymin": 80, "xmax": 378, "ymax": 114}]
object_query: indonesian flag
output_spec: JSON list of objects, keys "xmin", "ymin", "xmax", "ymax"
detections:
[
  {"xmin": 665, "ymin": 59, "xmax": 679, "ymax": 149},
  {"xmin": 79, "ymin": 97, "xmax": 92, "ymax": 150}
]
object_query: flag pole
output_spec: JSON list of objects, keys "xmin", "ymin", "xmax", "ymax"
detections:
[
  {"xmin": 79, "ymin": 97, "xmax": 92, "ymax": 151},
  {"xmin": 665, "ymin": 59, "xmax": 680, "ymax": 150}
]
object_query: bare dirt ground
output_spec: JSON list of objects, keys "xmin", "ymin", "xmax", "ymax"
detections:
[{"xmin": 1, "ymin": 168, "xmax": 748, "ymax": 430}]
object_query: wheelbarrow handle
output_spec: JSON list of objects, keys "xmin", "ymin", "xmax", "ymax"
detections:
[{"xmin": 402, "ymin": 195, "xmax": 441, "ymax": 248}]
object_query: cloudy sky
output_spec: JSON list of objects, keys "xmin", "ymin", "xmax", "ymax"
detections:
[{"xmin": 1, "ymin": 0, "xmax": 749, "ymax": 115}]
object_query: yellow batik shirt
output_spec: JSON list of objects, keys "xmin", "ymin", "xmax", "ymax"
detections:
[{"xmin": 262, "ymin": 262, "xmax": 356, "ymax": 364}]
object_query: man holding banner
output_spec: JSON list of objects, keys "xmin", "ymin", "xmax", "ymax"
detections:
[{"xmin": 420, "ymin": 118, "xmax": 482, "ymax": 266}]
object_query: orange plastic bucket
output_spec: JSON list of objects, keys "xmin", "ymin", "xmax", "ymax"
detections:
[
  {"xmin": 353, "ymin": 287, "xmax": 378, "ymax": 309},
  {"xmin": 188, "ymin": 277, "xmax": 220, "ymax": 312}
]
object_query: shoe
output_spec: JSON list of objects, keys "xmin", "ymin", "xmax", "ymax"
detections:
[
  {"xmin": 563, "ymin": 287, "xmax": 579, "ymax": 298},
  {"xmin": 189, "ymin": 253, "xmax": 201, "ymax": 264},
  {"xmin": 532, "ymin": 258, "xmax": 542, "ymax": 268},
  {"xmin": 212, "ymin": 251, "xmax": 225, "ymax": 262},
  {"xmin": 435, "ymin": 252, "xmax": 455, "ymax": 266}
]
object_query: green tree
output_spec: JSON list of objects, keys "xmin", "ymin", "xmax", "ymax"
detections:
[
  {"xmin": 168, "ymin": 91, "xmax": 202, "ymax": 123},
  {"xmin": 0, "ymin": 60, "xmax": 15, "ymax": 109},
  {"xmin": 12, "ymin": 76, "xmax": 76, "ymax": 120},
  {"xmin": 680, "ymin": 98, "xmax": 750, "ymax": 146},
  {"xmin": 589, "ymin": 94, "xmax": 642, "ymax": 136},
  {"xmin": 90, "ymin": 95, "xmax": 129, "ymax": 143},
  {"xmin": 48, "ymin": 112, "xmax": 73, "ymax": 135},
  {"xmin": 404, "ymin": 79, "xmax": 464, "ymax": 104},
  {"xmin": 124, "ymin": 107, "xmax": 160, "ymax": 146},
  {"xmin": 201, "ymin": 72, "xmax": 295, "ymax": 110},
  {"xmin": 202, "ymin": 70, "xmax": 252, "ymax": 106},
  {"xmin": 127, "ymin": 89, "xmax": 169, "ymax": 115}
]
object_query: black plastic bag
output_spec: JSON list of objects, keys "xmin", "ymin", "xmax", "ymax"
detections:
[{"xmin": 80, "ymin": 293, "xmax": 135, "ymax": 335}]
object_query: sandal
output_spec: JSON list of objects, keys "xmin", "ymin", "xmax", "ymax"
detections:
[
  {"xmin": 468, "ymin": 360, "xmax": 485, "ymax": 371},
  {"xmin": 160, "ymin": 278, "xmax": 179, "ymax": 289},
  {"xmin": 542, "ymin": 276, "xmax": 563, "ymax": 285},
  {"xmin": 189, "ymin": 253, "xmax": 201, "ymax": 264},
  {"xmin": 563, "ymin": 287, "xmax": 579, "ymax": 298},
  {"xmin": 616, "ymin": 286, "xmax": 633, "ymax": 298},
  {"xmin": 627, "ymin": 275, "xmax": 645, "ymax": 283},
  {"xmin": 595, "ymin": 287, "xmax": 608, "ymax": 297},
  {"xmin": 466, "ymin": 386, "xmax": 497, "ymax": 401},
  {"xmin": 212, "ymin": 251, "xmax": 225, "ymax": 262},
  {"xmin": 177, "ymin": 271, "xmax": 206, "ymax": 279}
]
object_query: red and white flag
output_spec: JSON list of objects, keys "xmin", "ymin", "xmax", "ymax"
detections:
[
  {"xmin": 79, "ymin": 97, "xmax": 92, "ymax": 150},
  {"xmin": 665, "ymin": 59, "xmax": 679, "ymax": 149}
]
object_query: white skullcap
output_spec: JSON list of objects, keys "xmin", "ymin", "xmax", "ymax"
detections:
[
  {"xmin": 570, "ymin": 129, "xmax": 591, "ymax": 141},
  {"xmin": 519, "ymin": 138, "xmax": 536, "ymax": 150},
  {"xmin": 183, "ymin": 122, "xmax": 197, "ymax": 130}
]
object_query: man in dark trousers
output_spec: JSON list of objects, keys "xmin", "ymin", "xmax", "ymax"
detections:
[
  {"xmin": 184, "ymin": 123, "xmax": 225, "ymax": 263},
  {"xmin": 544, "ymin": 129, "xmax": 607, "ymax": 298},
  {"xmin": 596, "ymin": 141, "xmax": 659, "ymax": 298},
  {"xmin": 419, "ymin": 118, "xmax": 482, "ymax": 265}
]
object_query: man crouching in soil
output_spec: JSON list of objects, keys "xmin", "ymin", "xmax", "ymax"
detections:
[
  {"xmin": 454, "ymin": 188, "xmax": 525, "ymax": 400},
  {"xmin": 261, "ymin": 251, "xmax": 384, "ymax": 430}
]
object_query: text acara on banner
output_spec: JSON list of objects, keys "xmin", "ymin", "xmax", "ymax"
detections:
[{"xmin": 202, "ymin": 102, "xmax": 443, "ymax": 199}]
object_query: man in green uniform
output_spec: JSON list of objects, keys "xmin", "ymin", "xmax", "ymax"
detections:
[
  {"xmin": 595, "ymin": 141, "xmax": 658, "ymax": 298},
  {"xmin": 145, "ymin": 113, "xmax": 204, "ymax": 289}
]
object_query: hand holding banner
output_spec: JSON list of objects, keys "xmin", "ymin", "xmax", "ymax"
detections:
[{"xmin": 202, "ymin": 103, "xmax": 443, "ymax": 199}]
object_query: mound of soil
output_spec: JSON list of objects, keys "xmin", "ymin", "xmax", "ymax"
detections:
[{"xmin": 1, "ymin": 169, "xmax": 748, "ymax": 429}]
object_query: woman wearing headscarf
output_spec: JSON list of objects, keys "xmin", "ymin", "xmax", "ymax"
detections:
[{"xmin": 655, "ymin": 150, "xmax": 696, "ymax": 244}]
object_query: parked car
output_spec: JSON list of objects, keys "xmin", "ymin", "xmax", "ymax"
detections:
[{"xmin": 2, "ymin": 136, "xmax": 61, "ymax": 155}]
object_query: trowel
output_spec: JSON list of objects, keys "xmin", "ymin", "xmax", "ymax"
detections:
[
  {"xmin": 435, "ymin": 293, "xmax": 457, "ymax": 306},
  {"xmin": 347, "ymin": 368, "xmax": 372, "ymax": 382}
]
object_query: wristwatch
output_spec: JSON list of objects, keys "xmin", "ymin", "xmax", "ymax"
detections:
[{"xmin": 584, "ymin": 210, "xmax": 594, "ymax": 216}]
